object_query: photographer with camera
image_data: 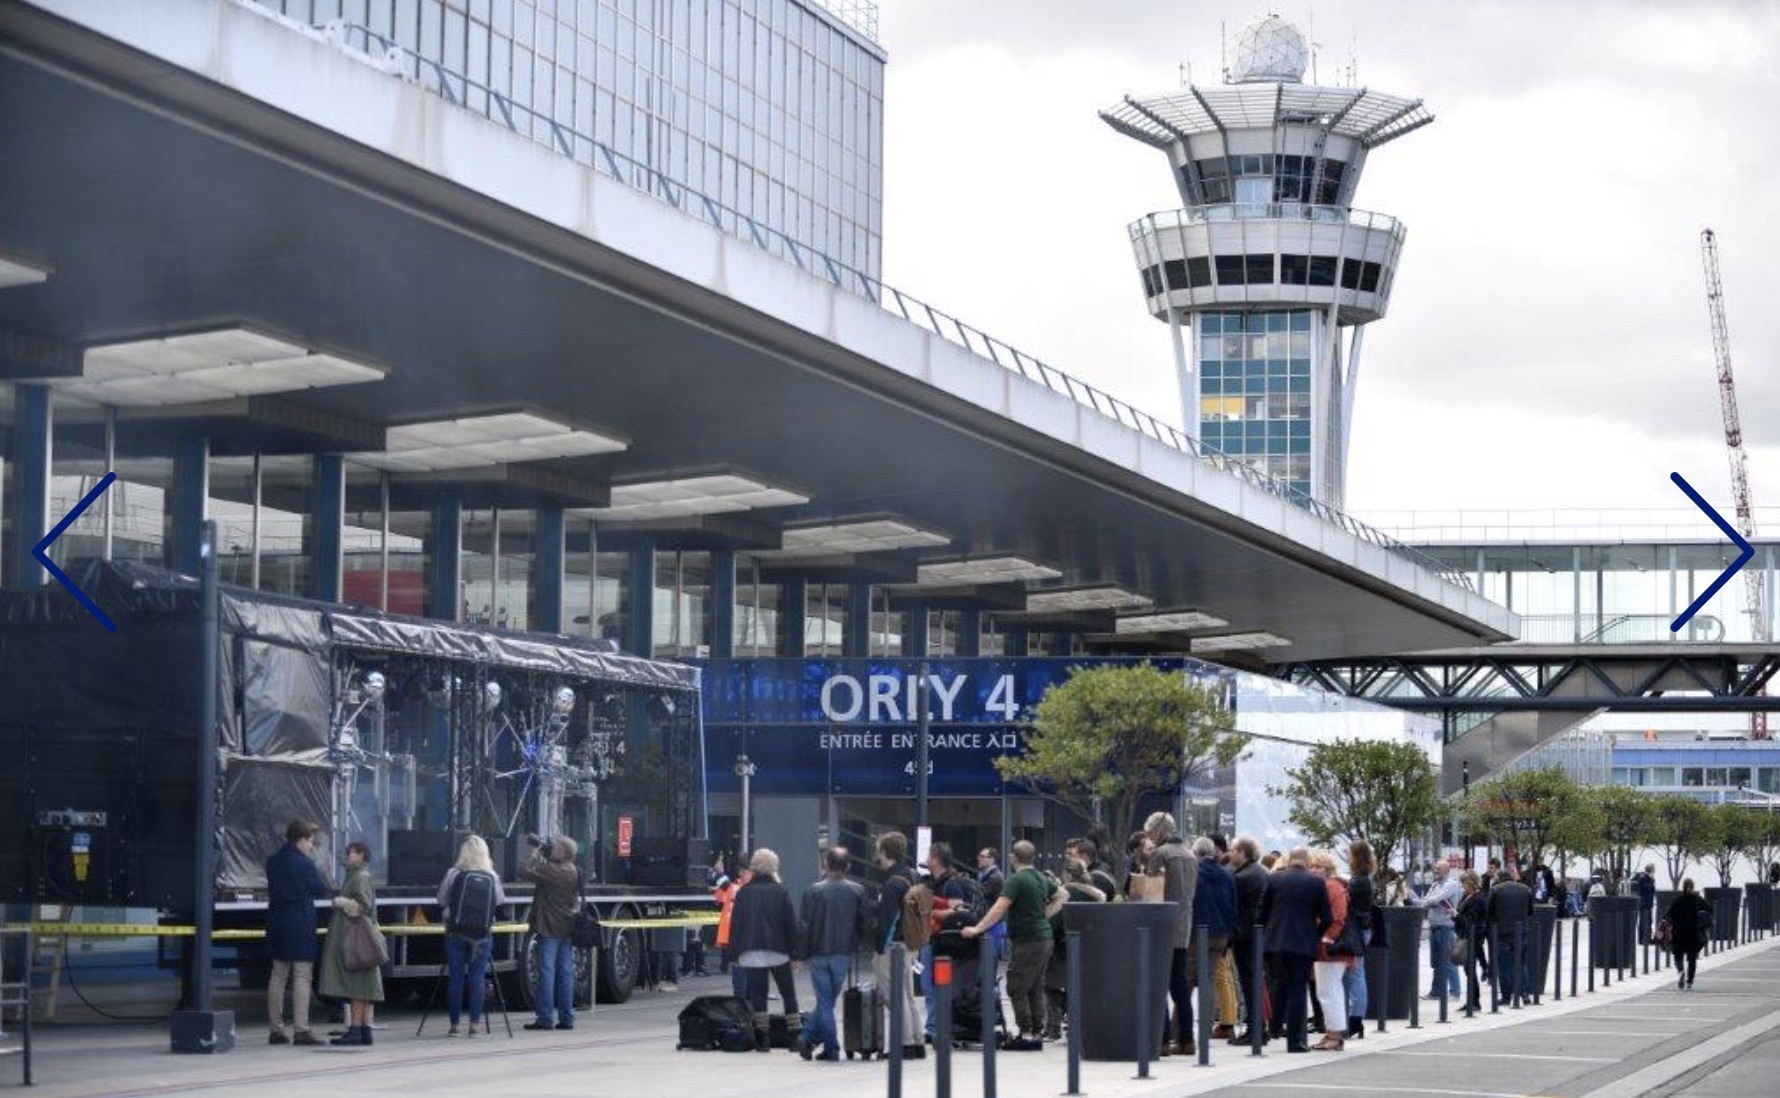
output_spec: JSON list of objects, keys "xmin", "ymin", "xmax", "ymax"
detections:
[{"xmin": 521, "ymin": 834, "xmax": 582, "ymax": 1031}]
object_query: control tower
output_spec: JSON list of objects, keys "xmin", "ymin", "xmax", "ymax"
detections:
[{"xmin": 1101, "ymin": 15, "xmax": 1431, "ymax": 508}]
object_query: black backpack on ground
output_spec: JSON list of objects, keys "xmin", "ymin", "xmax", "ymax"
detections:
[
  {"xmin": 676, "ymin": 995, "xmax": 756, "ymax": 1051},
  {"xmin": 447, "ymin": 869, "xmax": 498, "ymax": 940}
]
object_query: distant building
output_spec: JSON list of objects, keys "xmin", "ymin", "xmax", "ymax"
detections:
[{"xmin": 1103, "ymin": 14, "xmax": 1431, "ymax": 506}]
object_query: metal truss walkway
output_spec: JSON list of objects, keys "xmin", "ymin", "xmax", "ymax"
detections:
[{"xmin": 1280, "ymin": 644, "xmax": 1780, "ymax": 790}]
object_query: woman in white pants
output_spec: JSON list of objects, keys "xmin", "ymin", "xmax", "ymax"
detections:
[{"xmin": 1309, "ymin": 850, "xmax": 1353, "ymax": 1052}]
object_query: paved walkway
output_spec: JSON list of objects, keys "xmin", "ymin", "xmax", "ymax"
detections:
[{"xmin": 5, "ymin": 934, "xmax": 1777, "ymax": 1098}]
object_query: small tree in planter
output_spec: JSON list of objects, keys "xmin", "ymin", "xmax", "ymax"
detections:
[
  {"xmin": 1707, "ymin": 802, "xmax": 1755, "ymax": 887},
  {"xmin": 1269, "ymin": 737, "xmax": 1442, "ymax": 875},
  {"xmin": 1648, "ymin": 795, "xmax": 1718, "ymax": 889},
  {"xmin": 1743, "ymin": 809, "xmax": 1780, "ymax": 885},
  {"xmin": 1457, "ymin": 767, "xmax": 1583, "ymax": 871},
  {"xmin": 996, "ymin": 663, "xmax": 1243, "ymax": 878},
  {"xmin": 1585, "ymin": 784, "xmax": 1656, "ymax": 892}
]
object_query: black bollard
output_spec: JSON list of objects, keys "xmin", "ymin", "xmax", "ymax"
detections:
[
  {"xmin": 1462, "ymin": 928, "xmax": 1478, "ymax": 1018},
  {"xmin": 1407, "ymin": 945, "xmax": 1420, "ymax": 1031},
  {"xmin": 980, "ymin": 934, "xmax": 996, "ymax": 1098},
  {"xmin": 1586, "ymin": 915, "xmax": 1596, "ymax": 993},
  {"xmin": 889, "ymin": 943, "xmax": 906, "ymax": 1098},
  {"xmin": 1513, "ymin": 921, "xmax": 1526, "ymax": 1008},
  {"xmin": 1195, "ymin": 926, "xmax": 1212, "ymax": 1067},
  {"xmin": 1374, "ymin": 945, "xmax": 1389, "ymax": 1035},
  {"xmin": 1570, "ymin": 916, "xmax": 1579, "ymax": 998},
  {"xmin": 1250, "ymin": 929, "xmax": 1265, "ymax": 1057},
  {"xmin": 1619, "ymin": 907, "xmax": 1629, "ymax": 981},
  {"xmin": 1488, "ymin": 923, "xmax": 1500, "ymax": 1014},
  {"xmin": 936, "ymin": 956, "xmax": 953, "ymax": 1098},
  {"xmin": 1553, "ymin": 913, "xmax": 1563, "ymax": 1002},
  {"xmin": 1134, "ymin": 923, "xmax": 1151, "ymax": 1080},
  {"xmin": 1065, "ymin": 931, "xmax": 1082, "ymax": 1096}
]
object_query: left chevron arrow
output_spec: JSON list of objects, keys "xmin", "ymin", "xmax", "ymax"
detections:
[{"xmin": 33, "ymin": 471, "xmax": 118, "ymax": 631}]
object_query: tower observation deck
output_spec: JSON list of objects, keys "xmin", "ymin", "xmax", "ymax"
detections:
[{"xmin": 1102, "ymin": 14, "xmax": 1432, "ymax": 508}]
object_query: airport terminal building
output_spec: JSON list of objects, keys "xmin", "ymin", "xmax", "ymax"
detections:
[{"xmin": 0, "ymin": 1, "xmax": 1515, "ymax": 889}]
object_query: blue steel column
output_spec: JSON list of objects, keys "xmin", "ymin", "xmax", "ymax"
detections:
[
  {"xmin": 167, "ymin": 435, "xmax": 208, "ymax": 575},
  {"xmin": 844, "ymin": 582, "xmax": 872, "ymax": 657},
  {"xmin": 625, "ymin": 540, "xmax": 655, "ymax": 656},
  {"xmin": 710, "ymin": 549, "xmax": 736, "ymax": 658},
  {"xmin": 429, "ymin": 495, "xmax": 462, "ymax": 621},
  {"xmin": 4, "ymin": 383, "xmax": 50, "ymax": 589},
  {"xmin": 903, "ymin": 599, "xmax": 930, "ymax": 658},
  {"xmin": 311, "ymin": 455, "xmax": 344, "ymax": 602},
  {"xmin": 535, "ymin": 506, "xmax": 565, "ymax": 633},
  {"xmin": 1002, "ymin": 624, "xmax": 1030, "ymax": 657},
  {"xmin": 955, "ymin": 608, "xmax": 982, "ymax": 657},
  {"xmin": 779, "ymin": 576, "xmax": 807, "ymax": 657}
]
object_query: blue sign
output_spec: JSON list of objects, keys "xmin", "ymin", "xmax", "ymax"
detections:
[{"xmin": 699, "ymin": 657, "xmax": 1232, "ymax": 797}]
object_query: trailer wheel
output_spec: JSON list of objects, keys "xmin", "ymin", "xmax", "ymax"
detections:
[
  {"xmin": 595, "ymin": 904, "xmax": 641, "ymax": 1004},
  {"xmin": 505, "ymin": 932, "xmax": 538, "ymax": 1012}
]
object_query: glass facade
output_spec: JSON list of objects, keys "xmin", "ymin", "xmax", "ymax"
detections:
[
  {"xmin": 1189, "ymin": 154, "xmax": 1346, "ymax": 207},
  {"xmin": 255, "ymin": 0, "xmax": 884, "ymax": 281},
  {"xmin": 1196, "ymin": 311, "xmax": 1314, "ymax": 497}
]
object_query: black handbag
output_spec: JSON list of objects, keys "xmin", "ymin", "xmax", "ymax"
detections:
[{"xmin": 1328, "ymin": 919, "xmax": 1366, "ymax": 957}]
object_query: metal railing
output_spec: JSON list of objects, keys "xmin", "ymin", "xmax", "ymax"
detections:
[
  {"xmin": 1370, "ymin": 507, "xmax": 1780, "ymax": 544},
  {"xmin": 292, "ymin": 19, "xmax": 1472, "ymax": 592},
  {"xmin": 1131, "ymin": 203, "xmax": 1406, "ymax": 239}
]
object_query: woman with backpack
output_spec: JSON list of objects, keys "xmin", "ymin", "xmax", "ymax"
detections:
[{"xmin": 438, "ymin": 836, "xmax": 507, "ymax": 1036}]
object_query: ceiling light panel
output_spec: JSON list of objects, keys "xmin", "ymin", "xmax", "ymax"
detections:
[
  {"xmin": 917, "ymin": 557, "xmax": 1062, "ymax": 586},
  {"xmin": 1115, "ymin": 610, "xmax": 1231, "ymax": 634},
  {"xmin": 351, "ymin": 412, "xmax": 626, "ymax": 473},
  {"xmin": 0, "ymin": 254, "xmax": 52, "ymax": 290},
  {"xmin": 759, "ymin": 520, "xmax": 949, "ymax": 559},
  {"xmin": 50, "ymin": 328, "xmax": 383, "ymax": 407},
  {"xmin": 578, "ymin": 474, "xmax": 809, "ymax": 522},
  {"xmin": 1189, "ymin": 632, "xmax": 1293, "ymax": 652},
  {"xmin": 1025, "ymin": 587, "xmax": 1154, "ymax": 613}
]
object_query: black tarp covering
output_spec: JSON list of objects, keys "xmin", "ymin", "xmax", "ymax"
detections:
[
  {"xmin": 219, "ymin": 758, "xmax": 334, "ymax": 893},
  {"xmin": 241, "ymin": 640, "xmax": 332, "ymax": 760},
  {"xmin": 1, "ymin": 561, "xmax": 701, "ymax": 909}
]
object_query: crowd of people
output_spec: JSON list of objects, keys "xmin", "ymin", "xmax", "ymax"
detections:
[{"xmin": 263, "ymin": 816, "xmax": 1754, "ymax": 1058}]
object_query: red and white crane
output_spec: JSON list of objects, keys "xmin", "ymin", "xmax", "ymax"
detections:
[{"xmin": 1700, "ymin": 228, "xmax": 1768, "ymax": 650}]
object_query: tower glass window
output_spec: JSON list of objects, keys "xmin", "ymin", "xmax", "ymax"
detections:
[{"xmin": 1197, "ymin": 310, "xmax": 1314, "ymax": 497}]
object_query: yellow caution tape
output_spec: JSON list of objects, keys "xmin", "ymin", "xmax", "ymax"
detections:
[
  {"xmin": 2, "ymin": 915, "xmax": 716, "ymax": 938},
  {"xmin": 602, "ymin": 914, "xmax": 720, "ymax": 929},
  {"xmin": 0, "ymin": 921, "xmax": 532, "ymax": 940}
]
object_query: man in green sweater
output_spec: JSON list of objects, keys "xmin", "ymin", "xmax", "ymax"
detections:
[{"xmin": 964, "ymin": 839, "xmax": 1066, "ymax": 1050}]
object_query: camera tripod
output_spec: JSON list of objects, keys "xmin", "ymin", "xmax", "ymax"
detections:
[{"xmin": 415, "ymin": 937, "xmax": 516, "ymax": 1038}]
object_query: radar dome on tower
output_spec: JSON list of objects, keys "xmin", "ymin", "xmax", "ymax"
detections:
[{"xmin": 1228, "ymin": 14, "xmax": 1309, "ymax": 84}]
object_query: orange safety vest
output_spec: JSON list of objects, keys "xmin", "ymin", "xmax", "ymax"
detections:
[{"xmin": 714, "ymin": 881, "xmax": 737, "ymax": 949}]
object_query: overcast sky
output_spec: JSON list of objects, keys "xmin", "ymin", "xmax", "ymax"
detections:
[{"xmin": 871, "ymin": 0, "xmax": 1780, "ymax": 527}]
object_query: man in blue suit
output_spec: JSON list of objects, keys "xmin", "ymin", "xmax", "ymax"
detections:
[
  {"xmin": 1257, "ymin": 847, "xmax": 1331, "ymax": 1053},
  {"xmin": 265, "ymin": 820, "xmax": 332, "ymax": 1045}
]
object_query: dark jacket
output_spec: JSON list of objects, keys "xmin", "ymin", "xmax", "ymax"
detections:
[
  {"xmin": 875, "ymin": 862, "xmax": 916, "ymax": 953},
  {"xmin": 1258, "ymin": 865, "xmax": 1332, "ymax": 959},
  {"xmin": 1146, "ymin": 837, "xmax": 1199, "ymax": 949},
  {"xmin": 1194, "ymin": 856, "xmax": 1238, "ymax": 940},
  {"xmin": 522, "ymin": 851, "xmax": 581, "ymax": 939},
  {"xmin": 978, "ymin": 865, "xmax": 1005, "ymax": 906},
  {"xmin": 1633, "ymin": 870, "xmax": 1656, "ymax": 908},
  {"xmin": 1664, "ymin": 891, "xmax": 1713, "ymax": 954},
  {"xmin": 265, "ymin": 842, "xmax": 331, "ymax": 963},
  {"xmin": 728, "ymin": 875, "xmax": 799, "ymax": 963},
  {"xmin": 1232, "ymin": 860, "xmax": 1267, "ymax": 941},
  {"xmin": 1347, "ymin": 873, "xmax": 1375, "ymax": 932},
  {"xmin": 1486, "ymin": 879, "xmax": 1535, "ymax": 927},
  {"xmin": 801, "ymin": 875, "xmax": 868, "ymax": 959}
]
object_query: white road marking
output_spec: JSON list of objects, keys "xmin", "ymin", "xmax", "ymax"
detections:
[{"xmin": 1381, "ymin": 1051, "xmax": 1616, "ymax": 1063}]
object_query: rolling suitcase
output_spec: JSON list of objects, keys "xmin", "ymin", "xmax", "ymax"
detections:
[{"xmin": 843, "ymin": 982, "xmax": 885, "ymax": 1060}]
